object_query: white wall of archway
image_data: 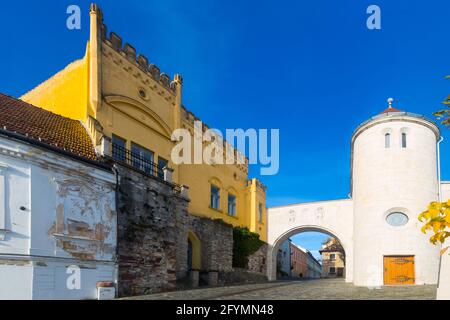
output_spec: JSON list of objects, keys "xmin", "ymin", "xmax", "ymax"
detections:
[{"xmin": 267, "ymin": 199, "xmax": 354, "ymax": 282}]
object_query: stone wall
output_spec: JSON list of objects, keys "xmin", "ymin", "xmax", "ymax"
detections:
[
  {"xmin": 115, "ymin": 161, "xmax": 266, "ymax": 294},
  {"xmin": 115, "ymin": 164, "xmax": 189, "ymax": 297},
  {"xmin": 189, "ymin": 216, "xmax": 233, "ymax": 273},
  {"xmin": 247, "ymin": 243, "xmax": 268, "ymax": 275},
  {"xmin": 219, "ymin": 268, "xmax": 268, "ymax": 285},
  {"xmin": 175, "ymin": 200, "xmax": 189, "ymax": 280}
]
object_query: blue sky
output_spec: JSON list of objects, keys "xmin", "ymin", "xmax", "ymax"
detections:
[
  {"xmin": 0, "ymin": 1, "xmax": 449, "ymax": 253},
  {"xmin": 290, "ymin": 232, "xmax": 329, "ymax": 261}
]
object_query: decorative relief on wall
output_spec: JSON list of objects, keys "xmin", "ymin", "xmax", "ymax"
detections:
[
  {"xmin": 49, "ymin": 176, "xmax": 115, "ymax": 260},
  {"xmin": 315, "ymin": 207, "xmax": 324, "ymax": 220},
  {"xmin": 288, "ymin": 209, "xmax": 296, "ymax": 223}
]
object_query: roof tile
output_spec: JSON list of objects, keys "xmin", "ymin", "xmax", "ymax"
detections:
[{"xmin": 0, "ymin": 93, "xmax": 97, "ymax": 161}]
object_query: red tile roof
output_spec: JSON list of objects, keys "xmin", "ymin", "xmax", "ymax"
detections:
[
  {"xmin": 0, "ymin": 93, "xmax": 98, "ymax": 161},
  {"xmin": 319, "ymin": 243, "xmax": 344, "ymax": 253},
  {"xmin": 380, "ymin": 107, "xmax": 402, "ymax": 114}
]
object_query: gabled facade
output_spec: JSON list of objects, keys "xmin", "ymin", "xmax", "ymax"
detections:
[{"xmin": 320, "ymin": 238, "xmax": 345, "ymax": 278}]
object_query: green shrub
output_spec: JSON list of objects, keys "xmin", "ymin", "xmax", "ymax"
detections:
[{"xmin": 232, "ymin": 226, "xmax": 264, "ymax": 268}]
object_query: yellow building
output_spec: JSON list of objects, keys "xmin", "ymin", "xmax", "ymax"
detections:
[{"xmin": 21, "ymin": 4, "xmax": 267, "ymax": 242}]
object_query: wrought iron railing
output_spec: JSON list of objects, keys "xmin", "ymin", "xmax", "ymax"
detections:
[
  {"xmin": 110, "ymin": 143, "xmax": 187, "ymax": 197},
  {"xmin": 111, "ymin": 143, "xmax": 163, "ymax": 177}
]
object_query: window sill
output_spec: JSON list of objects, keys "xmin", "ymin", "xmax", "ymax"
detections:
[
  {"xmin": 52, "ymin": 233, "xmax": 101, "ymax": 243},
  {"xmin": 209, "ymin": 206, "xmax": 223, "ymax": 214},
  {"xmin": 227, "ymin": 214, "xmax": 238, "ymax": 220}
]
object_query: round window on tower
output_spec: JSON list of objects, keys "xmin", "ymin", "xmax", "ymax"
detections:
[{"xmin": 386, "ymin": 212, "xmax": 409, "ymax": 227}]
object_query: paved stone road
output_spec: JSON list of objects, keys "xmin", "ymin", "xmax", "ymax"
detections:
[{"xmin": 124, "ymin": 278, "xmax": 436, "ymax": 300}]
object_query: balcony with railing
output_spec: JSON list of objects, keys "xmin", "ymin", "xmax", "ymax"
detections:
[
  {"xmin": 111, "ymin": 143, "xmax": 163, "ymax": 178},
  {"xmin": 96, "ymin": 136, "xmax": 188, "ymax": 198}
]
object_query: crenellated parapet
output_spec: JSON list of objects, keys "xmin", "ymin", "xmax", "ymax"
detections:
[
  {"xmin": 247, "ymin": 178, "xmax": 267, "ymax": 193},
  {"xmin": 99, "ymin": 24, "xmax": 179, "ymax": 96},
  {"xmin": 180, "ymin": 106, "xmax": 249, "ymax": 175}
]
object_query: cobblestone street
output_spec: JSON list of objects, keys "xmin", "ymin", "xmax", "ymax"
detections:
[{"xmin": 125, "ymin": 278, "xmax": 437, "ymax": 300}]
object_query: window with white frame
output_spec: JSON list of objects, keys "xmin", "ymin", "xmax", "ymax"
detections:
[
  {"xmin": 401, "ymin": 133, "xmax": 407, "ymax": 148},
  {"xmin": 210, "ymin": 185, "xmax": 220, "ymax": 210},
  {"xmin": 228, "ymin": 194, "xmax": 236, "ymax": 216}
]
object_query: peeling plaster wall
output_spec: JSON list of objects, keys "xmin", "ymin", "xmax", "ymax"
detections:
[{"xmin": 0, "ymin": 136, "xmax": 116, "ymax": 300}]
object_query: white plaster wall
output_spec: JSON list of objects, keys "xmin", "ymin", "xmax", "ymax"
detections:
[
  {"xmin": 267, "ymin": 199, "xmax": 354, "ymax": 282},
  {"xmin": 0, "ymin": 149, "xmax": 30, "ymax": 255},
  {"xmin": 437, "ymin": 244, "xmax": 450, "ymax": 300},
  {"xmin": 32, "ymin": 259, "xmax": 115, "ymax": 300},
  {"xmin": 441, "ymin": 182, "xmax": 450, "ymax": 202},
  {"xmin": 437, "ymin": 182, "xmax": 450, "ymax": 299},
  {"xmin": 352, "ymin": 116, "xmax": 440, "ymax": 286},
  {"xmin": 0, "ymin": 136, "xmax": 117, "ymax": 300},
  {"xmin": 0, "ymin": 264, "xmax": 33, "ymax": 299}
]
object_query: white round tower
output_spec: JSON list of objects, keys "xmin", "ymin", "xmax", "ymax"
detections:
[{"xmin": 351, "ymin": 99, "xmax": 441, "ymax": 286}]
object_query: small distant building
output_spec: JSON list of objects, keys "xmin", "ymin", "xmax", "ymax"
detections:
[
  {"xmin": 290, "ymin": 243, "xmax": 308, "ymax": 278},
  {"xmin": 288, "ymin": 243, "xmax": 321, "ymax": 279},
  {"xmin": 276, "ymin": 240, "xmax": 291, "ymax": 277},
  {"xmin": 306, "ymin": 251, "xmax": 322, "ymax": 278},
  {"xmin": 320, "ymin": 238, "xmax": 345, "ymax": 278}
]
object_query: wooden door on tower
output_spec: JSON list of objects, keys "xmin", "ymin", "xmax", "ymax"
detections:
[{"xmin": 383, "ymin": 256, "xmax": 415, "ymax": 285}]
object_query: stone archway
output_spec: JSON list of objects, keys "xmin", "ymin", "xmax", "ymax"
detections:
[{"xmin": 267, "ymin": 199, "xmax": 354, "ymax": 282}]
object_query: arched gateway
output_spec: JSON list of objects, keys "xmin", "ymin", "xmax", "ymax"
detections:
[
  {"xmin": 267, "ymin": 199, "xmax": 354, "ymax": 282},
  {"xmin": 267, "ymin": 102, "xmax": 443, "ymax": 287}
]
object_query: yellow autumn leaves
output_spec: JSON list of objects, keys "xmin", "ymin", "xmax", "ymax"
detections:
[{"xmin": 418, "ymin": 200, "xmax": 450, "ymax": 245}]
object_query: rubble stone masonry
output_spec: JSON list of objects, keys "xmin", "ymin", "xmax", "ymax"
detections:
[{"xmin": 115, "ymin": 164, "xmax": 189, "ymax": 297}]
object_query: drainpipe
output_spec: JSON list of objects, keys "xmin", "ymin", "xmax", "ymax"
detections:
[
  {"xmin": 437, "ymin": 136, "xmax": 444, "ymax": 202},
  {"xmin": 436, "ymin": 136, "xmax": 444, "ymax": 289}
]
